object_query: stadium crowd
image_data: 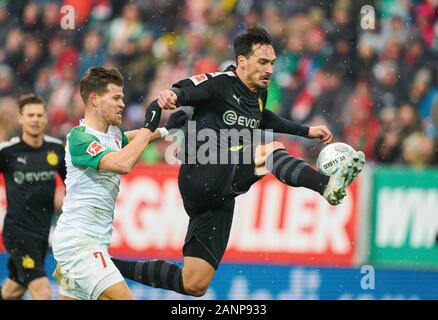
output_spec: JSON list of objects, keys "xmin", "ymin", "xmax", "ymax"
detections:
[{"xmin": 0, "ymin": 0, "xmax": 437, "ymax": 166}]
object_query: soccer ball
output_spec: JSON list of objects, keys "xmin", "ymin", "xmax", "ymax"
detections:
[{"xmin": 317, "ymin": 142, "xmax": 356, "ymax": 176}]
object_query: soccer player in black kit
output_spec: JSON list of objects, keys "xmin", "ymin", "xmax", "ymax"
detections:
[
  {"xmin": 0, "ymin": 94, "xmax": 66, "ymax": 300},
  {"xmin": 112, "ymin": 26, "xmax": 365, "ymax": 297}
]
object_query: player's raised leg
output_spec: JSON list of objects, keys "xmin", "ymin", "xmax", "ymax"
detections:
[
  {"xmin": 256, "ymin": 142, "xmax": 330, "ymax": 195},
  {"xmin": 323, "ymin": 150, "xmax": 365, "ymax": 205},
  {"xmin": 255, "ymin": 142, "xmax": 365, "ymax": 205}
]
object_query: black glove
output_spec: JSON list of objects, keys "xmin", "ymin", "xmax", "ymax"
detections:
[
  {"xmin": 144, "ymin": 100, "xmax": 162, "ymax": 132},
  {"xmin": 165, "ymin": 110, "xmax": 189, "ymax": 131}
]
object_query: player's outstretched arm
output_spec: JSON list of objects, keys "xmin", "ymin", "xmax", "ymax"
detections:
[
  {"xmin": 260, "ymin": 109, "xmax": 309, "ymax": 137},
  {"xmin": 124, "ymin": 108, "xmax": 189, "ymax": 144},
  {"xmin": 98, "ymin": 102, "xmax": 162, "ymax": 174},
  {"xmin": 124, "ymin": 129, "xmax": 161, "ymax": 144},
  {"xmin": 260, "ymin": 109, "xmax": 332, "ymax": 144},
  {"xmin": 157, "ymin": 77, "xmax": 221, "ymax": 110}
]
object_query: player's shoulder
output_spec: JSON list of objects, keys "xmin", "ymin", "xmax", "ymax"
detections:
[
  {"xmin": 194, "ymin": 70, "xmax": 236, "ymax": 83},
  {"xmin": 67, "ymin": 125, "xmax": 97, "ymax": 145},
  {"xmin": 0, "ymin": 136, "xmax": 21, "ymax": 152},
  {"xmin": 175, "ymin": 68, "xmax": 237, "ymax": 88},
  {"xmin": 43, "ymin": 135, "xmax": 64, "ymax": 146}
]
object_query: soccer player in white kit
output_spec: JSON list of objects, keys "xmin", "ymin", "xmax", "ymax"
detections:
[{"xmin": 51, "ymin": 67, "xmax": 163, "ymax": 300}]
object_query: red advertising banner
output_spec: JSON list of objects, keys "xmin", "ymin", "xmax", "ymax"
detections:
[{"xmin": 0, "ymin": 164, "xmax": 360, "ymax": 266}]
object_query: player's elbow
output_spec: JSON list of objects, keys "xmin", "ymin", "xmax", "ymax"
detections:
[
  {"xmin": 116, "ymin": 164, "xmax": 133, "ymax": 175},
  {"xmin": 99, "ymin": 161, "xmax": 132, "ymax": 175}
]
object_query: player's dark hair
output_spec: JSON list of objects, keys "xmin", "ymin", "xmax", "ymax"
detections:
[
  {"xmin": 18, "ymin": 93, "xmax": 46, "ymax": 113},
  {"xmin": 234, "ymin": 26, "xmax": 272, "ymax": 62},
  {"xmin": 79, "ymin": 66, "xmax": 124, "ymax": 103}
]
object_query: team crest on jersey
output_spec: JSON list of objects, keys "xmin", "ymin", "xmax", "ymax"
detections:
[
  {"xmin": 22, "ymin": 255, "xmax": 35, "ymax": 269},
  {"xmin": 87, "ymin": 141, "xmax": 106, "ymax": 157},
  {"xmin": 47, "ymin": 151, "xmax": 59, "ymax": 166},
  {"xmin": 189, "ymin": 74, "xmax": 208, "ymax": 86}
]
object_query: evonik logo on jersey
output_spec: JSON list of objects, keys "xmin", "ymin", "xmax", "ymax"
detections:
[
  {"xmin": 162, "ymin": 121, "xmax": 273, "ymax": 165},
  {"xmin": 13, "ymin": 170, "xmax": 56, "ymax": 184},
  {"xmin": 87, "ymin": 141, "xmax": 106, "ymax": 157},
  {"xmin": 223, "ymin": 110, "xmax": 260, "ymax": 129}
]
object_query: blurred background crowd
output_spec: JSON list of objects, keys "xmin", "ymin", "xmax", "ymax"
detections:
[{"xmin": 0, "ymin": 0, "xmax": 437, "ymax": 166}]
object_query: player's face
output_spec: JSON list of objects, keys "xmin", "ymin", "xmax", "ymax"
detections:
[
  {"xmin": 97, "ymin": 84, "xmax": 125, "ymax": 126},
  {"xmin": 243, "ymin": 44, "xmax": 276, "ymax": 90},
  {"xmin": 19, "ymin": 103, "xmax": 48, "ymax": 138}
]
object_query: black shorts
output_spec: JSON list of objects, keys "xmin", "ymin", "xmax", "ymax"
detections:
[
  {"xmin": 182, "ymin": 199, "xmax": 235, "ymax": 270},
  {"xmin": 178, "ymin": 163, "xmax": 262, "ymax": 269},
  {"xmin": 2, "ymin": 223, "xmax": 48, "ymax": 287}
]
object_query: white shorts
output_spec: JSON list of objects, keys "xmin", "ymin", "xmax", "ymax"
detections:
[{"xmin": 52, "ymin": 227, "xmax": 124, "ymax": 300}]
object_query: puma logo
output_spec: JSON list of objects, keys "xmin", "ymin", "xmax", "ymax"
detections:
[
  {"xmin": 17, "ymin": 156, "xmax": 27, "ymax": 165},
  {"xmin": 233, "ymin": 94, "xmax": 242, "ymax": 105}
]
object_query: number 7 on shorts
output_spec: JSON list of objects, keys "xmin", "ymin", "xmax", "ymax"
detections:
[{"xmin": 93, "ymin": 251, "xmax": 107, "ymax": 268}]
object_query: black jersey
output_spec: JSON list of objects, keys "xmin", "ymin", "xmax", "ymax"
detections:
[
  {"xmin": 172, "ymin": 65, "xmax": 309, "ymax": 164},
  {"xmin": 0, "ymin": 135, "xmax": 66, "ymax": 237}
]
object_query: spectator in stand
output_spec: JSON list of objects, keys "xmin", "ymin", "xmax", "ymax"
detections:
[
  {"xmin": 342, "ymin": 82, "xmax": 381, "ymax": 161},
  {"xmin": 372, "ymin": 61, "xmax": 406, "ymax": 113},
  {"xmin": 16, "ymin": 35, "xmax": 46, "ymax": 92},
  {"xmin": 1, "ymin": 28, "xmax": 23, "ymax": 70},
  {"xmin": 0, "ymin": 64, "xmax": 15, "ymax": 97},
  {"xmin": 40, "ymin": 2, "xmax": 61, "ymax": 44},
  {"xmin": 373, "ymin": 106, "xmax": 402, "ymax": 164},
  {"xmin": 402, "ymin": 132, "xmax": 436, "ymax": 168},
  {"xmin": 78, "ymin": 29, "xmax": 108, "ymax": 81},
  {"xmin": 398, "ymin": 103, "xmax": 424, "ymax": 143},
  {"xmin": 107, "ymin": 2, "xmax": 148, "ymax": 66},
  {"xmin": 21, "ymin": 2, "xmax": 41, "ymax": 34}
]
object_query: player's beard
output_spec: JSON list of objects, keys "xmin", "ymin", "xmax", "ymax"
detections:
[
  {"xmin": 111, "ymin": 113, "xmax": 123, "ymax": 126},
  {"xmin": 103, "ymin": 108, "xmax": 122, "ymax": 126},
  {"xmin": 251, "ymin": 71, "xmax": 270, "ymax": 89}
]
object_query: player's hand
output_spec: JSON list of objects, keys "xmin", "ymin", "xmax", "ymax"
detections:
[
  {"xmin": 144, "ymin": 101, "xmax": 162, "ymax": 132},
  {"xmin": 308, "ymin": 125, "xmax": 333, "ymax": 144},
  {"xmin": 157, "ymin": 89, "xmax": 177, "ymax": 110},
  {"xmin": 165, "ymin": 110, "xmax": 189, "ymax": 131}
]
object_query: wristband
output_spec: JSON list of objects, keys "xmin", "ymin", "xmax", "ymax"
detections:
[{"xmin": 159, "ymin": 127, "xmax": 169, "ymax": 138}]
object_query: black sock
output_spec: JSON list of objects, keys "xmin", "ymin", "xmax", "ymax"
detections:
[
  {"xmin": 111, "ymin": 258, "xmax": 187, "ymax": 295},
  {"xmin": 266, "ymin": 149, "xmax": 329, "ymax": 195}
]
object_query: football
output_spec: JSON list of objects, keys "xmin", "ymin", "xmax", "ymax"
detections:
[{"xmin": 317, "ymin": 142, "xmax": 356, "ymax": 176}]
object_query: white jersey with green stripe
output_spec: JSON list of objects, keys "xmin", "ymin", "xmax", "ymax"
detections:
[{"xmin": 55, "ymin": 120, "xmax": 129, "ymax": 245}]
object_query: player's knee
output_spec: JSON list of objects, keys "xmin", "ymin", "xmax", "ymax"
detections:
[
  {"xmin": 258, "ymin": 142, "xmax": 284, "ymax": 157},
  {"xmin": 270, "ymin": 141, "xmax": 284, "ymax": 151},
  {"xmin": 28, "ymin": 278, "xmax": 52, "ymax": 300},
  {"xmin": 183, "ymin": 279, "xmax": 209, "ymax": 297},
  {"xmin": 32, "ymin": 289, "xmax": 51, "ymax": 300},
  {"xmin": 30, "ymin": 286, "xmax": 51, "ymax": 300},
  {"xmin": 2, "ymin": 288, "xmax": 25, "ymax": 300},
  {"xmin": 3, "ymin": 292, "xmax": 24, "ymax": 300}
]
